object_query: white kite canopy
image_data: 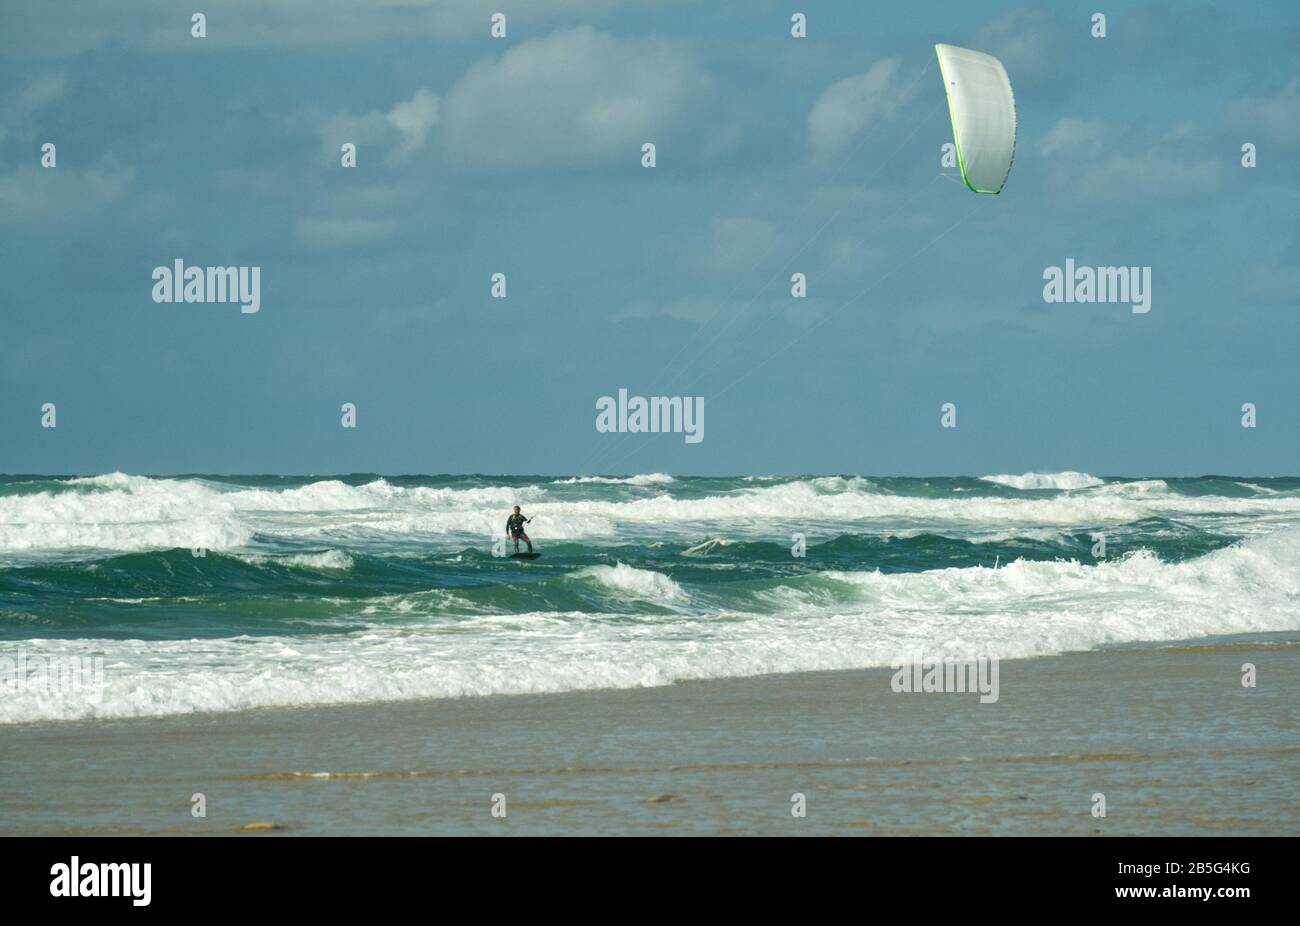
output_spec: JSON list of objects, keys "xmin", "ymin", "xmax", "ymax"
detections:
[{"xmin": 934, "ymin": 43, "xmax": 1017, "ymax": 194}]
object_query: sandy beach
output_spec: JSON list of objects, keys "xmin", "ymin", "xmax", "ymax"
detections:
[{"xmin": 3, "ymin": 631, "xmax": 1295, "ymax": 836}]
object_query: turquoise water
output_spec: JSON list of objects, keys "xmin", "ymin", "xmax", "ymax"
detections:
[{"xmin": 2, "ymin": 471, "xmax": 1299, "ymax": 722}]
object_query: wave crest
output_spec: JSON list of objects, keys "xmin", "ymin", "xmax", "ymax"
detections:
[{"xmin": 979, "ymin": 471, "xmax": 1104, "ymax": 491}]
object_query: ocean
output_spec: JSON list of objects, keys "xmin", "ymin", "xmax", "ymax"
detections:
[{"xmin": 2, "ymin": 471, "xmax": 1298, "ymax": 725}]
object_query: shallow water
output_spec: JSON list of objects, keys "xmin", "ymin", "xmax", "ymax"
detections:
[{"xmin": 1, "ymin": 635, "xmax": 1295, "ymax": 835}]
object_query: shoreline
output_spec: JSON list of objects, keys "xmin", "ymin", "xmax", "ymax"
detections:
[{"xmin": 2, "ymin": 632, "xmax": 1297, "ymax": 835}]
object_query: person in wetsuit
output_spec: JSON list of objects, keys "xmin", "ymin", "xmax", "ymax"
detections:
[{"xmin": 506, "ymin": 506, "xmax": 533, "ymax": 553}]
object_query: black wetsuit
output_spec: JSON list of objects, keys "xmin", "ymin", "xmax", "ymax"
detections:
[{"xmin": 506, "ymin": 513, "xmax": 532, "ymax": 552}]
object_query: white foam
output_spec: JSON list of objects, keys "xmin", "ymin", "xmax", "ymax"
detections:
[
  {"xmin": 236, "ymin": 550, "xmax": 355, "ymax": 571},
  {"xmin": 8, "ymin": 472, "xmax": 1300, "ymax": 560},
  {"xmin": 1086, "ymin": 478, "xmax": 1169, "ymax": 496},
  {"xmin": 0, "ymin": 475, "xmax": 548, "ymax": 555},
  {"xmin": 552, "ymin": 474, "xmax": 675, "ymax": 486},
  {"xmin": 0, "ymin": 475, "xmax": 253, "ymax": 554},
  {"xmin": 571, "ymin": 563, "xmax": 687, "ymax": 603},
  {"xmin": 1236, "ymin": 482, "xmax": 1281, "ymax": 495},
  {"xmin": 682, "ymin": 538, "xmax": 742, "ymax": 555},
  {"xmin": 980, "ymin": 471, "xmax": 1105, "ymax": 490}
]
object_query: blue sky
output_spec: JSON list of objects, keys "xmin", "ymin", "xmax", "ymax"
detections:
[{"xmin": 1, "ymin": 0, "xmax": 1297, "ymax": 476}]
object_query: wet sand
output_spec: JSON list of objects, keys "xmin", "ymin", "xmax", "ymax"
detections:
[{"xmin": 1, "ymin": 633, "xmax": 1297, "ymax": 835}]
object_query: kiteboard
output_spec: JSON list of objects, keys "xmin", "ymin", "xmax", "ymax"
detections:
[{"xmin": 511, "ymin": 552, "xmax": 541, "ymax": 560}]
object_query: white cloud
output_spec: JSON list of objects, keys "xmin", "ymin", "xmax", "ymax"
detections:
[
  {"xmin": 1244, "ymin": 259, "xmax": 1300, "ymax": 303},
  {"xmin": 1226, "ymin": 78, "xmax": 1300, "ymax": 150},
  {"xmin": 807, "ymin": 58, "xmax": 917, "ymax": 162},
  {"xmin": 0, "ymin": 74, "xmax": 68, "ymax": 147},
  {"xmin": 1038, "ymin": 117, "xmax": 1106, "ymax": 157},
  {"xmin": 17, "ymin": 74, "xmax": 68, "ymax": 110},
  {"xmin": 971, "ymin": 8, "xmax": 1058, "ymax": 87},
  {"xmin": 1079, "ymin": 149, "xmax": 1220, "ymax": 200},
  {"xmin": 321, "ymin": 87, "xmax": 439, "ymax": 166},
  {"xmin": 438, "ymin": 26, "xmax": 730, "ymax": 171},
  {"xmin": 704, "ymin": 217, "xmax": 779, "ymax": 274},
  {"xmin": 619, "ymin": 296, "xmax": 718, "ymax": 323},
  {"xmin": 388, "ymin": 89, "xmax": 439, "ymax": 158},
  {"xmin": 0, "ymin": 163, "xmax": 133, "ymax": 225},
  {"xmin": 295, "ymin": 217, "xmax": 400, "ymax": 249},
  {"xmin": 314, "ymin": 28, "xmax": 730, "ymax": 173},
  {"xmin": 1039, "ymin": 119, "xmax": 1221, "ymax": 201}
]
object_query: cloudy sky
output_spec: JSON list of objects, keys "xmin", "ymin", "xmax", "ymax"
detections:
[{"xmin": 1, "ymin": 0, "xmax": 1297, "ymax": 476}]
